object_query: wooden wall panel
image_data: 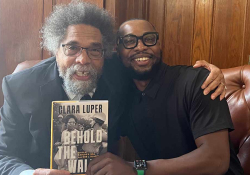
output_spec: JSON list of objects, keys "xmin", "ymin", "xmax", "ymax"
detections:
[
  {"xmin": 211, "ymin": 0, "xmax": 247, "ymax": 68},
  {"xmin": 243, "ymin": 0, "xmax": 250, "ymax": 65},
  {"xmin": 0, "ymin": 0, "xmax": 44, "ymax": 106},
  {"xmin": 105, "ymin": 0, "xmax": 125, "ymax": 30},
  {"xmin": 163, "ymin": 0, "xmax": 195, "ymax": 65},
  {"xmin": 192, "ymin": 0, "xmax": 214, "ymax": 64},
  {"xmin": 55, "ymin": 0, "xmax": 103, "ymax": 7},
  {"xmin": 54, "ymin": 0, "xmax": 72, "ymax": 5},
  {"xmin": 105, "ymin": 0, "xmax": 147, "ymax": 30},
  {"xmin": 124, "ymin": 0, "xmax": 146, "ymax": 20},
  {"xmin": 147, "ymin": 0, "xmax": 165, "ymax": 48},
  {"xmin": 104, "ymin": 0, "xmax": 117, "ymax": 22},
  {"xmin": 43, "ymin": 0, "xmax": 53, "ymax": 60}
]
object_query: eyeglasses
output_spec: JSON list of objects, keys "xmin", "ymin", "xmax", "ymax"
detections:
[
  {"xmin": 117, "ymin": 32, "xmax": 159, "ymax": 49},
  {"xmin": 61, "ymin": 44, "xmax": 104, "ymax": 59}
]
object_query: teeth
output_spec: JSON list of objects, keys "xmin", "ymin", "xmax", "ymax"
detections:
[
  {"xmin": 76, "ymin": 71, "xmax": 89, "ymax": 76},
  {"xmin": 134, "ymin": 57, "xmax": 149, "ymax": 61}
]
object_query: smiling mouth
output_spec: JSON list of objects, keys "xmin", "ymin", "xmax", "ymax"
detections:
[
  {"xmin": 134, "ymin": 57, "xmax": 150, "ymax": 62},
  {"xmin": 75, "ymin": 71, "xmax": 90, "ymax": 76}
]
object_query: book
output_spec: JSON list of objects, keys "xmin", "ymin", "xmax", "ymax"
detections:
[{"xmin": 50, "ymin": 100, "xmax": 108, "ymax": 174}]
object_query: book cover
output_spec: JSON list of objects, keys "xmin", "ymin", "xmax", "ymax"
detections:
[{"xmin": 50, "ymin": 100, "xmax": 108, "ymax": 174}]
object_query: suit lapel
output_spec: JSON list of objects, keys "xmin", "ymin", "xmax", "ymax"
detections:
[{"xmin": 37, "ymin": 60, "xmax": 65, "ymax": 158}]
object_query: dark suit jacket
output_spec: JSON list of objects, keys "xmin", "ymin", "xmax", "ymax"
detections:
[{"xmin": 0, "ymin": 57, "xmax": 127, "ymax": 175}]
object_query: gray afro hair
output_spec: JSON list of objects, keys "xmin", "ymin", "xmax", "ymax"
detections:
[{"xmin": 40, "ymin": 1, "xmax": 115, "ymax": 58}]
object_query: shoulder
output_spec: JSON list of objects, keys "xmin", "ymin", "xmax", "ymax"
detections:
[
  {"xmin": 168, "ymin": 65, "xmax": 209, "ymax": 79},
  {"xmin": 2, "ymin": 57, "xmax": 58, "ymax": 107},
  {"xmin": 166, "ymin": 64, "xmax": 209, "ymax": 87},
  {"xmin": 158, "ymin": 64, "xmax": 210, "ymax": 102},
  {"xmin": 2, "ymin": 57, "xmax": 57, "ymax": 91},
  {"xmin": 4, "ymin": 57, "xmax": 56, "ymax": 80}
]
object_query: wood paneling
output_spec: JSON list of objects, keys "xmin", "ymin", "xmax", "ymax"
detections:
[
  {"xmin": 105, "ymin": 0, "xmax": 147, "ymax": 30},
  {"xmin": 54, "ymin": 0, "xmax": 72, "ymax": 5},
  {"xmin": 124, "ymin": 0, "xmax": 146, "ymax": 20},
  {"xmin": 192, "ymin": 0, "xmax": 214, "ymax": 64},
  {"xmin": 43, "ymin": 0, "xmax": 53, "ymax": 59},
  {"xmin": 104, "ymin": 0, "xmax": 116, "ymax": 20},
  {"xmin": 147, "ymin": 0, "xmax": 165, "ymax": 47},
  {"xmin": 243, "ymin": 0, "xmax": 250, "ymax": 65},
  {"xmin": 163, "ymin": 0, "xmax": 195, "ymax": 65},
  {"xmin": 105, "ymin": 0, "xmax": 124, "ymax": 30},
  {"xmin": 211, "ymin": 0, "xmax": 247, "ymax": 68},
  {"xmin": 0, "ymin": 0, "xmax": 44, "ymax": 106},
  {"xmin": 55, "ymin": 0, "xmax": 103, "ymax": 7}
]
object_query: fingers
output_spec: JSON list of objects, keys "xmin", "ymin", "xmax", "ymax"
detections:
[
  {"xmin": 193, "ymin": 60, "xmax": 210, "ymax": 70},
  {"xmin": 201, "ymin": 72, "xmax": 219, "ymax": 90},
  {"xmin": 87, "ymin": 153, "xmax": 114, "ymax": 175},
  {"xmin": 194, "ymin": 60, "xmax": 220, "ymax": 89},
  {"xmin": 208, "ymin": 82, "xmax": 226, "ymax": 100},
  {"xmin": 86, "ymin": 152, "xmax": 133, "ymax": 175},
  {"xmin": 94, "ymin": 164, "xmax": 110, "ymax": 175},
  {"xmin": 203, "ymin": 71, "xmax": 225, "ymax": 99},
  {"xmin": 87, "ymin": 158, "xmax": 110, "ymax": 175},
  {"xmin": 87, "ymin": 153, "xmax": 108, "ymax": 169},
  {"xmin": 202, "ymin": 70, "xmax": 222, "ymax": 92},
  {"xmin": 193, "ymin": 60, "xmax": 222, "ymax": 90},
  {"xmin": 194, "ymin": 60, "xmax": 226, "ymax": 100},
  {"xmin": 219, "ymin": 87, "xmax": 226, "ymax": 101},
  {"xmin": 33, "ymin": 168, "xmax": 70, "ymax": 175}
]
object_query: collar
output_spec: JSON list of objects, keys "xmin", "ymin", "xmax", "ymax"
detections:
[{"xmin": 133, "ymin": 62, "xmax": 168, "ymax": 99}]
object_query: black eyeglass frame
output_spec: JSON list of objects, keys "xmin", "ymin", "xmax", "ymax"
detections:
[
  {"xmin": 117, "ymin": 32, "xmax": 159, "ymax": 49},
  {"xmin": 61, "ymin": 44, "xmax": 104, "ymax": 59}
]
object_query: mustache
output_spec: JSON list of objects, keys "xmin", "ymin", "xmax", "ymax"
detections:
[
  {"xmin": 72, "ymin": 64, "xmax": 93, "ymax": 72},
  {"xmin": 130, "ymin": 52, "xmax": 154, "ymax": 59},
  {"xmin": 66, "ymin": 64, "xmax": 97, "ymax": 80}
]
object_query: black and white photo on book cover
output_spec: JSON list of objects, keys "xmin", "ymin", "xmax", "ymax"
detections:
[{"xmin": 50, "ymin": 100, "xmax": 108, "ymax": 175}]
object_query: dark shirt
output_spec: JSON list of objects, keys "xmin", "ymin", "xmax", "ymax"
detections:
[{"xmin": 123, "ymin": 62, "xmax": 243, "ymax": 174}]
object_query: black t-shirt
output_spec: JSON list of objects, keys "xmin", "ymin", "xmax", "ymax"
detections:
[{"xmin": 122, "ymin": 63, "xmax": 243, "ymax": 174}]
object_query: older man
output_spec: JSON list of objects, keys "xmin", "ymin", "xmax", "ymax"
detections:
[
  {"xmin": 0, "ymin": 2, "xmax": 226, "ymax": 175},
  {"xmin": 87, "ymin": 19, "xmax": 243, "ymax": 175},
  {"xmin": 0, "ymin": 2, "xmax": 125, "ymax": 175}
]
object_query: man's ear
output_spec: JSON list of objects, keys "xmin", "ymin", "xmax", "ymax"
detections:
[
  {"xmin": 158, "ymin": 40, "xmax": 162, "ymax": 49},
  {"xmin": 114, "ymin": 44, "xmax": 121, "ymax": 57}
]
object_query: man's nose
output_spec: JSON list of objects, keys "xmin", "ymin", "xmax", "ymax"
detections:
[
  {"xmin": 75, "ymin": 50, "xmax": 91, "ymax": 65},
  {"xmin": 134, "ymin": 39, "xmax": 147, "ymax": 51}
]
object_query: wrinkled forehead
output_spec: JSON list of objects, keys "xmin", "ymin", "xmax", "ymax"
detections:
[{"xmin": 119, "ymin": 20, "xmax": 156, "ymax": 36}]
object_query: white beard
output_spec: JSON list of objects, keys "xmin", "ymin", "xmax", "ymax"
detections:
[{"xmin": 58, "ymin": 64, "xmax": 100, "ymax": 96}]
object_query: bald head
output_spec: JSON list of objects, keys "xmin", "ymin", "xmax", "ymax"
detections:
[{"xmin": 118, "ymin": 19, "xmax": 156, "ymax": 37}]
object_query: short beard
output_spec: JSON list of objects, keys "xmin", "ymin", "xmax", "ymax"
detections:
[
  {"xmin": 124, "ymin": 58, "xmax": 162, "ymax": 81},
  {"xmin": 58, "ymin": 64, "xmax": 100, "ymax": 96}
]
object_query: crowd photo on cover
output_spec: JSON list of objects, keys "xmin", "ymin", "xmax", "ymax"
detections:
[{"xmin": 53, "ymin": 112, "xmax": 107, "ymax": 172}]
